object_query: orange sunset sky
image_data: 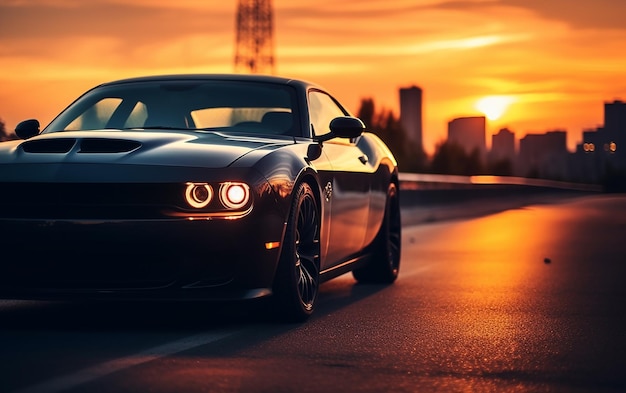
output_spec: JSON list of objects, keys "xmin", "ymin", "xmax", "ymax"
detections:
[{"xmin": 1, "ymin": 0, "xmax": 625, "ymax": 154}]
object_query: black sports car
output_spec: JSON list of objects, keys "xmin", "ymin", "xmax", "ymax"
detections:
[{"xmin": 0, "ymin": 74, "xmax": 401, "ymax": 321}]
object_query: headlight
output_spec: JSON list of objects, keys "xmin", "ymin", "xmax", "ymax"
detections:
[
  {"xmin": 185, "ymin": 182, "xmax": 213, "ymax": 209},
  {"xmin": 220, "ymin": 182, "xmax": 250, "ymax": 209},
  {"xmin": 181, "ymin": 181, "xmax": 252, "ymax": 214}
]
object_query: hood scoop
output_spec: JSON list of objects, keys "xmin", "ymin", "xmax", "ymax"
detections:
[
  {"xmin": 21, "ymin": 138, "xmax": 76, "ymax": 153},
  {"xmin": 79, "ymin": 138, "xmax": 142, "ymax": 153},
  {"xmin": 21, "ymin": 138, "xmax": 142, "ymax": 154}
]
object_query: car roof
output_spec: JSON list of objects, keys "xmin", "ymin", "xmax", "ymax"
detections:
[{"xmin": 99, "ymin": 74, "xmax": 321, "ymax": 91}]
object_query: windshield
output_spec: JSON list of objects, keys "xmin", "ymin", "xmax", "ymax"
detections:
[{"xmin": 44, "ymin": 80, "xmax": 300, "ymax": 136}]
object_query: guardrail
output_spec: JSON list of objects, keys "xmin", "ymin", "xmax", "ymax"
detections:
[
  {"xmin": 399, "ymin": 173, "xmax": 603, "ymax": 192},
  {"xmin": 398, "ymin": 173, "xmax": 602, "ymax": 224}
]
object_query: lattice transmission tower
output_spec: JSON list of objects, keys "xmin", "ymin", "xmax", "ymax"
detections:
[{"xmin": 234, "ymin": 0, "xmax": 275, "ymax": 74}]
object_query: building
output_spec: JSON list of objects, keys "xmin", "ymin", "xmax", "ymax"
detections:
[
  {"xmin": 447, "ymin": 116, "xmax": 486, "ymax": 156},
  {"xmin": 490, "ymin": 128, "xmax": 515, "ymax": 161},
  {"xmin": 603, "ymin": 100, "xmax": 625, "ymax": 165},
  {"xmin": 518, "ymin": 130, "xmax": 567, "ymax": 178},
  {"xmin": 399, "ymin": 86, "xmax": 423, "ymax": 150},
  {"xmin": 572, "ymin": 100, "xmax": 626, "ymax": 183},
  {"xmin": 604, "ymin": 100, "xmax": 626, "ymax": 134}
]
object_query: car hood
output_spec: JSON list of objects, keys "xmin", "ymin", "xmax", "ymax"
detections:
[{"xmin": 0, "ymin": 130, "xmax": 294, "ymax": 168}]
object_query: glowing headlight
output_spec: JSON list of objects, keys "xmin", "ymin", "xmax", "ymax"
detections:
[
  {"xmin": 220, "ymin": 182, "xmax": 250, "ymax": 209},
  {"xmin": 185, "ymin": 182, "xmax": 213, "ymax": 209}
]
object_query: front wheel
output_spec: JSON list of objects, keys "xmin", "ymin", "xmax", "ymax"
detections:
[
  {"xmin": 272, "ymin": 182, "xmax": 321, "ymax": 322},
  {"xmin": 353, "ymin": 182, "xmax": 401, "ymax": 284}
]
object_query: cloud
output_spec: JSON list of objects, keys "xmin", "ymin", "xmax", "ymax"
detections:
[
  {"xmin": 405, "ymin": 0, "xmax": 626, "ymax": 31},
  {"xmin": 499, "ymin": 0, "xmax": 626, "ymax": 30},
  {"xmin": 3, "ymin": 0, "xmax": 229, "ymax": 9},
  {"xmin": 0, "ymin": 1, "xmax": 235, "ymax": 76},
  {"xmin": 0, "ymin": 2, "xmax": 233, "ymax": 41}
]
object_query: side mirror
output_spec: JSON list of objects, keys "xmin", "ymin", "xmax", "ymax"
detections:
[
  {"xmin": 15, "ymin": 119, "xmax": 41, "ymax": 140},
  {"xmin": 316, "ymin": 116, "xmax": 365, "ymax": 142}
]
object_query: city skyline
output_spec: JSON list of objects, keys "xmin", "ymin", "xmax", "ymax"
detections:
[
  {"xmin": 437, "ymin": 99, "xmax": 625, "ymax": 182},
  {"xmin": 1, "ymin": 1, "xmax": 625, "ymax": 154},
  {"xmin": 399, "ymin": 83, "xmax": 621, "ymax": 157}
]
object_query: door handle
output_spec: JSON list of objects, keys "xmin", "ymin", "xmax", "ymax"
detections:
[{"xmin": 358, "ymin": 155, "xmax": 368, "ymax": 164}]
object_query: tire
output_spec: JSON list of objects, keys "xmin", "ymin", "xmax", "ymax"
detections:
[
  {"xmin": 272, "ymin": 182, "xmax": 321, "ymax": 322},
  {"xmin": 353, "ymin": 182, "xmax": 401, "ymax": 284}
]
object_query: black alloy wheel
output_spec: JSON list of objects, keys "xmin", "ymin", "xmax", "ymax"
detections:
[
  {"xmin": 273, "ymin": 182, "xmax": 320, "ymax": 322},
  {"xmin": 353, "ymin": 182, "xmax": 401, "ymax": 283}
]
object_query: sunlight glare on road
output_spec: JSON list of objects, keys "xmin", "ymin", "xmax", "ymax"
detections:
[{"xmin": 419, "ymin": 207, "xmax": 566, "ymax": 354}]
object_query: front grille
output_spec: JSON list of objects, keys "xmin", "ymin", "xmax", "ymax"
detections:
[
  {"xmin": 0, "ymin": 183, "xmax": 182, "ymax": 219},
  {"xmin": 0, "ymin": 279, "xmax": 177, "ymax": 291}
]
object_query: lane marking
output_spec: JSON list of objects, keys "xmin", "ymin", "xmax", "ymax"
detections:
[{"xmin": 11, "ymin": 330, "xmax": 237, "ymax": 393}]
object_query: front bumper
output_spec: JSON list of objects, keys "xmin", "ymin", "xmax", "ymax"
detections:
[{"xmin": 0, "ymin": 213, "xmax": 286, "ymax": 301}]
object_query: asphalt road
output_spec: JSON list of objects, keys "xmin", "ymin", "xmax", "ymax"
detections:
[{"xmin": 1, "ymin": 194, "xmax": 625, "ymax": 393}]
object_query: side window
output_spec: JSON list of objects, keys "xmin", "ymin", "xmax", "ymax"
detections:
[{"xmin": 308, "ymin": 91, "xmax": 347, "ymax": 139}]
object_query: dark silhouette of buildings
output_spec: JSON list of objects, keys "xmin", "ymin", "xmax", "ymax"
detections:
[
  {"xmin": 392, "ymin": 83, "xmax": 622, "ymax": 185},
  {"xmin": 490, "ymin": 128, "xmax": 515, "ymax": 161},
  {"xmin": 399, "ymin": 86, "xmax": 423, "ymax": 151},
  {"xmin": 447, "ymin": 116, "xmax": 486, "ymax": 157},
  {"xmin": 518, "ymin": 130, "xmax": 568, "ymax": 179},
  {"xmin": 605, "ymin": 100, "xmax": 626, "ymax": 133},
  {"xmin": 438, "ymin": 99, "xmax": 624, "ymax": 184},
  {"xmin": 572, "ymin": 100, "xmax": 626, "ymax": 184}
]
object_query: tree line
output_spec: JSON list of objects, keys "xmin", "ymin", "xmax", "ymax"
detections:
[
  {"xmin": 0, "ymin": 118, "xmax": 8, "ymax": 141},
  {"xmin": 0, "ymin": 118, "xmax": 16, "ymax": 142}
]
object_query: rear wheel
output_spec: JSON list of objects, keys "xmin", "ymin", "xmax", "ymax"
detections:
[
  {"xmin": 353, "ymin": 182, "xmax": 401, "ymax": 284},
  {"xmin": 272, "ymin": 182, "xmax": 320, "ymax": 322}
]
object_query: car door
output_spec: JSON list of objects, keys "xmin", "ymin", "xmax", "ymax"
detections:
[{"xmin": 308, "ymin": 90, "xmax": 371, "ymax": 267}]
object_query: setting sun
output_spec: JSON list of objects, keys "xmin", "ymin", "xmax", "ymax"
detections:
[{"xmin": 475, "ymin": 96, "xmax": 516, "ymax": 121}]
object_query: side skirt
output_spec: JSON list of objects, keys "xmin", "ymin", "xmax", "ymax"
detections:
[{"xmin": 319, "ymin": 253, "xmax": 372, "ymax": 283}]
